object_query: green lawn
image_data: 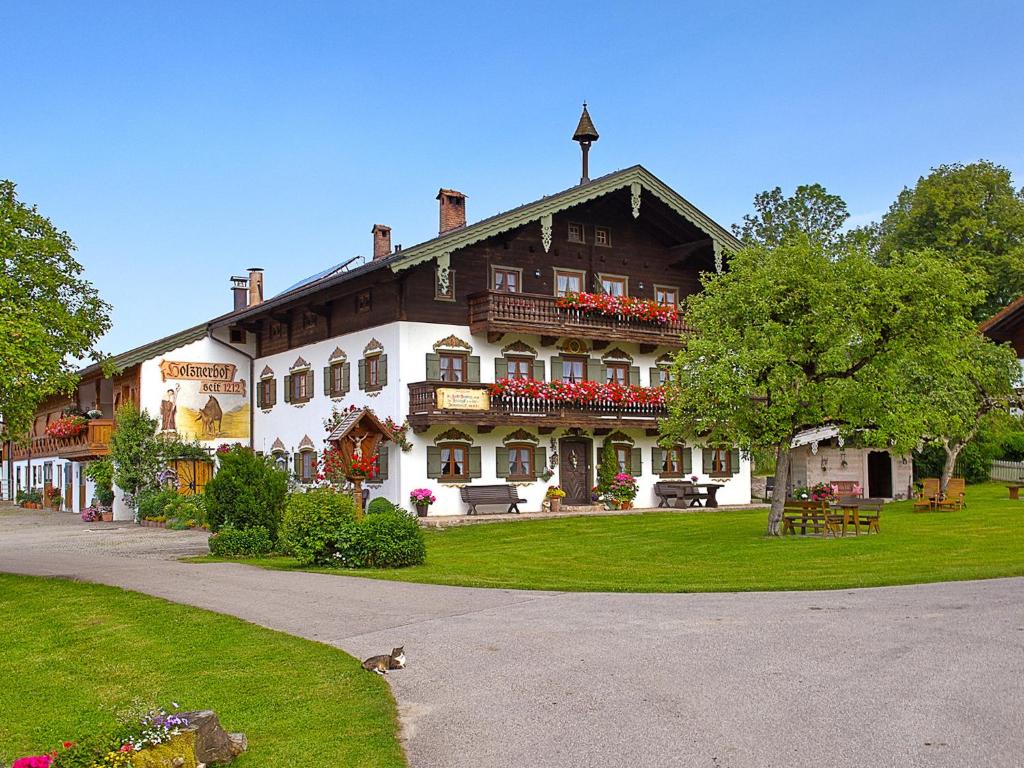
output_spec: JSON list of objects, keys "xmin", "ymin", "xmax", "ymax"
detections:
[
  {"xmin": 192, "ymin": 482, "xmax": 1024, "ymax": 592},
  {"xmin": 0, "ymin": 575, "xmax": 405, "ymax": 767}
]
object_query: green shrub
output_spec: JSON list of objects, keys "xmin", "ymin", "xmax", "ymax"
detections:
[
  {"xmin": 84, "ymin": 457, "xmax": 116, "ymax": 506},
  {"xmin": 204, "ymin": 446, "xmax": 288, "ymax": 539},
  {"xmin": 164, "ymin": 493, "xmax": 206, "ymax": 525},
  {"xmin": 283, "ymin": 488, "xmax": 358, "ymax": 566},
  {"xmin": 208, "ymin": 525, "xmax": 274, "ymax": 557},
  {"xmin": 355, "ymin": 509, "xmax": 426, "ymax": 568},
  {"xmin": 366, "ymin": 497, "xmax": 396, "ymax": 515},
  {"xmin": 137, "ymin": 488, "xmax": 180, "ymax": 520}
]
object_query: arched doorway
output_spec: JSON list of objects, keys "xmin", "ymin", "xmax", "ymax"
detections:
[{"xmin": 867, "ymin": 451, "xmax": 893, "ymax": 498}]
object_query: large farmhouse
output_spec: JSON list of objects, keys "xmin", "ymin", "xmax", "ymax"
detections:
[{"xmin": 3, "ymin": 108, "xmax": 754, "ymax": 514}]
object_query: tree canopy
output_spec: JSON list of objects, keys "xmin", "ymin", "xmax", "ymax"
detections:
[
  {"xmin": 877, "ymin": 161, "xmax": 1024, "ymax": 320},
  {"xmin": 731, "ymin": 183, "xmax": 852, "ymax": 250},
  {"xmin": 0, "ymin": 180, "xmax": 110, "ymax": 438},
  {"xmin": 662, "ymin": 235, "xmax": 976, "ymax": 534}
]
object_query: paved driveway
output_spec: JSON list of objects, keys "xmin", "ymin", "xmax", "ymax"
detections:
[{"xmin": 2, "ymin": 509, "xmax": 1022, "ymax": 767}]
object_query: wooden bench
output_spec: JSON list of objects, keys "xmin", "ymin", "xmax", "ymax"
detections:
[
  {"xmin": 781, "ymin": 501, "xmax": 840, "ymax": 536},
  {"xmin": 460, "ymin": 484, "xmax": 526, "ymax": 515},
  {"xmin": 934, "ymin": 477, "xmax": 966, "ymax": 512}
]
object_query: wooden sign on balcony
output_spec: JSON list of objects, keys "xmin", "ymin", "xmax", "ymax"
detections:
[{"xmin": 436, "ymin": 387, "xmax": 490, "ymax": 411}]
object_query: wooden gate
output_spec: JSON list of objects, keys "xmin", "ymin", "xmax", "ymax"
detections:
[{"xmin": 171, "ymin": 459, "xmax": 214, "ymax": 495}]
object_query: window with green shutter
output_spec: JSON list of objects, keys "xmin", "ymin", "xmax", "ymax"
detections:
[
  {"xmin": 374, "ymin": 445, "xmax": 389, "ymax": 481},
  {"xmin": 703, "ymin": 447, "xmax": 738, "ymax": 478},
  {"xmin": 629, "ymin": 449, "xmax": 642, "ymax": 477},
  {"xmin": 655, "ymin": 445, "xmax": 691, "ymax": 477},
  {"xmin": 283, "ymin": 374, "xmax": 292, "ymax": 403}
]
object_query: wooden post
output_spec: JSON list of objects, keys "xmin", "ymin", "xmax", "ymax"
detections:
[{"xmin": 353, "ymin": 477, "xmax": 364, "ymax": 520}]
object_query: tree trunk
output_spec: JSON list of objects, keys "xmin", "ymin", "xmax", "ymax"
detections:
[
  {"xmin": 767, "ymin": 443, "xmax": 792, "ymax": 536},
  {"xmin": 940, "ymin": 439, "xmax": 964, "ymax": 496}
]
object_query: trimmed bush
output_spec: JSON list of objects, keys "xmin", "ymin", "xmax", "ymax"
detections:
[
  {"xmin": 283, "ymin": 489, "xmax": 358, "ymax": 566},
  {"xmin": 137, "ymin": 488, "xmax": 180, "ymax": 520},
  {"xmin": 366, "ymin": 497, "xmax": 396, "ymax": 516},
  {"xmin": 284, "ymin": 491, "xmax": 425, "ymax": 568},
  {"xmin": 204, "ymin": 446, "xmax": 288, "ymax": 539},
  {"xmin": 208, "ymin": 525, "xmax": 274, "ymax": 557}
]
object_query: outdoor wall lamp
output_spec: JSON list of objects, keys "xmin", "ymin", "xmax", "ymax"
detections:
[{"xmin": 534, "ymin": 269, "xmax": 542, "ymax": 278}]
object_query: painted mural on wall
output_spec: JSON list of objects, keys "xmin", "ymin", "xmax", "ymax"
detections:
[{"xmin": 158, "ymin": 360, "xmax": 250, "ymax": 441}]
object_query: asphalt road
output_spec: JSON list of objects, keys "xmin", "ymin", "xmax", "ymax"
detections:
[{"xmin": 2, "ymin": 509, "xmax": 1022, "ymax": 768}]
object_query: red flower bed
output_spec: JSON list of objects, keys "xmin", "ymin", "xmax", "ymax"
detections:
[
  {"xmin": 490, "ymin": 378, "xmax": 666, "ymax": 407},
  {"xmin": 556, "ymin": 291, "xmax": 680, "ymax": 324},
  {"xmin": 44, "ymin": 416, "xmax": 87, "ymax": 438}
]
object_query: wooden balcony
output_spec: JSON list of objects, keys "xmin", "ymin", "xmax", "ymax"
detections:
[
  {"xmin": 408, "ymin": 381, "xmax": 666, "ymax": 433},
  {"xmin": 468, "ymin": 291, "xmax": 691, "ymax": 349},
  {"xmin": 8, "ymin": 419, "xmax": 114, "ymax": 462}
]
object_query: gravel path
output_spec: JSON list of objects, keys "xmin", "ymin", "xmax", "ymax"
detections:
[{"xmin": 2, "ymin": 509, "xmax": 1022, "ymax": 768}]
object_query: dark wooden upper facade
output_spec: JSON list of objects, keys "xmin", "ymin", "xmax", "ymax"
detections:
[{"xmin": 238, "ymin": 182, "xmax": 724, "ymax": 358}]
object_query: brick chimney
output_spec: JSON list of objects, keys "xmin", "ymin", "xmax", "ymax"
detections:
[
  {"xmin": 437, "ymin": 189, "xmax": 467, "ymax": 234},
  {"xmin": 248, "ymin": 267, "xmax": 264, "ymax": 307},
  {"xmin": 372, "ymin": 224, "xmax": 392, "ymax": 260},
  {"xmin": 230, "ymin": 276, "xmax": 249, "ymax": 311}
]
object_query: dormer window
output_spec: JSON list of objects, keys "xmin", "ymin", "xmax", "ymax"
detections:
[{"xmin": 568, "ymin": 222, "xmax": 585, "ymax": 243}]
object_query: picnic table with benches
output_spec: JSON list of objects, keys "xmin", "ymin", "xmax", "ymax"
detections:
[
  {"xmin": 654, "ymin": 481, "xmax": 724, "ymax": 508},
  {"xmin": 460, "ymin": 484, "xmax": 527, "ymax": 515},
  {"xmin": 781, "ymin": 497, "xmax": 884, "ymax": 536}
]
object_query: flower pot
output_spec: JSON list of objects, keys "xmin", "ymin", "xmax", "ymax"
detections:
[
  {"xmin": 618, "ymin": 500, "xmax": 633, "ymax": 510},
  {"xmin": 415, "ymin": 503, "xmax": 429, "ymax": 518},
  {"xmin": 101, "ymin": 511, "xmax": 113, "ymax": 522},
  {"xmin": 549, "ymin": 498, "xmax": 561, "ymax": 513}
]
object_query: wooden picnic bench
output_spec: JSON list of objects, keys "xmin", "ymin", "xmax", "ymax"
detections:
[
  {"xmin": 934, "ymin": 477, "xmax": 966, "ymax": 512},
  {"xmin": 837, "ymin": 496, "xmax": 884, "ymax": 535},
  {"xmin": 781, "ymin": 500, "xmax": 841, "ymax": 537},
  {"xmin": 654, "ymin": 481, "xmax": 708, "ymax": 508},
  {"xmin": 460, "ymin": 484, "xmax": 526, "ymax": 515},
  {"xmin": 1007, "ymin": 482, "xmax": 1024, "ymax": 501}
]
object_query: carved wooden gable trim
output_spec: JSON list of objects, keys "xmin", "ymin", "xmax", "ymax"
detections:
[
  {"xmin": 290, "ymin": 356, "xmax": 310, "ymax": 372},
  {"xmin": 606, "ymin": 431, "xmax": 635, "ymax": 446},
  {"xmin": 363, "ymin": 338, "xmax": 384, "ymax": 356},
  {"xmin": 502, "ymin": 429, "xmax": 539, "ymax": 446},
  {"xmin": 601, "ymin": 347, "xmax": 633, "ymax": 363},
  {"xmin": 328, "ymin": 347, "xmax": 347, "ymax": 363},
  {"xmin": 270, "ymin": 437, "xmax": 286, "ymax": 454},
  {"xmin": 434, "ymin": 428, "xmax": 473, "ymax": 445},
  {"xmin": 501, "ymin": 340, "xmax": 538, "ymax": 357},
  {"xmin": 432, "ymin": 334, "xmax": 472, "ymax": 352},
  {"xmin": 259, "ymin": 365, "xmax": 275, "ymax": 379},
  {"xmin": 298, "ymin": 434, "xmax": 315, "ymax": 452}
]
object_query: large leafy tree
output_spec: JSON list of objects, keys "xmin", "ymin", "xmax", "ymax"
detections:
[
  {"xmin": 0, "ymin": 181, "xmax": 111, "ymax": 438},
  {"xmin": 731, "ymin": 183, "xmax": 851, "ymax": 249},
  {"xmin": 903, "ymin": 333, "xmax": 1022, "ymax": 493},
  {"xmin": 877, "ymin": 161, "xmax": 1024, "ymax": 320},
  {"xmin": 662, "ymin": 236, "xmax": 975, "ymax": 535}
]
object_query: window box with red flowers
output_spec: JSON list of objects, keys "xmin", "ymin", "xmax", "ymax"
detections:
[
  {"xmin": 556, "ymin": 291, "xmax": 680, "ymax": 325},
  {"xmin": 489, "ymin": 378, "xmax": 666, "ymax": 413},
  {"xmin": 45, "ymin": 415, "xmax": 87, "ymax": 439}
]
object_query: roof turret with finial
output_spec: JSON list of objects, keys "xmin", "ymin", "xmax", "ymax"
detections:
[
  {"xmin": 572, "ymin": 101, "xmax": 600, "ymax": 143},
  {"xmin": 573, "ymin": 102, "xmax": 599, "ymax": 185}
]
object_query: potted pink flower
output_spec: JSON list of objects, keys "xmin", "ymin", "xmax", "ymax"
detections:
[{"xmin": 409, "ymin": 488, "xmax": 436, "ymax": 517}]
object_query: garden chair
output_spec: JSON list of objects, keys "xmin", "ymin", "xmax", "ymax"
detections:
[
  {"xmin": 912, "ymin": 478, "xmax": 940, "ymax": 512},
  {"xmin": 934, "ymin": 477, "xmax": 966, "ymax": 512}
]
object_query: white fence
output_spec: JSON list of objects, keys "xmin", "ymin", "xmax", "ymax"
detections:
[{"xmin": 990, "ymin": 460, "xmax": 1024, "ymax": 482}]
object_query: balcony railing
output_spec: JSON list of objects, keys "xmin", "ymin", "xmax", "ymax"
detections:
[
  {"xmin": 9, "ymin": 419, "xmax": 114, "ymax": 462},
  {"xmin": 408, "ymin": 381, "xmax": 666, "ymax": 432},
  {"xmin": 468, "ymin": 291, "xmax": 691, "ymax": 348}
]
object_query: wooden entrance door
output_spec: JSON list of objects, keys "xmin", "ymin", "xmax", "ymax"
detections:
[
  {"xmin": 559, "ymin": 438, "xmax": 592, "ymax": 505},
  {"xmin": 64, "ymin": 464, "xmax": 74, "ymax": 511}
]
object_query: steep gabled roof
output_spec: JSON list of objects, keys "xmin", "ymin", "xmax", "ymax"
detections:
[
  {"xmin": 979, "ymin": 293, "xmax": 1024, "ymax": 337},
  {"xmin": 216, "ymin": 165, "xmax": 740, "ymax": 326},
  {"xmin": 78, "ymin": 322, "xmax": 209, "ymax": 378}
]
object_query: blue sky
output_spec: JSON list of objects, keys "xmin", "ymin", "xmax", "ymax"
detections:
[{"xmin": 4, "ymin": 1, "xmax": 1023, "ymax": 354}]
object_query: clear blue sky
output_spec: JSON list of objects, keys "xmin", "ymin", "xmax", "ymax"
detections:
[{"xmin": 4, "ymin": 1, "xmax": 1022, "ymax": 354}]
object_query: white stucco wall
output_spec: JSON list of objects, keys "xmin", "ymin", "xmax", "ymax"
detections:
[{"xmin": 251, "ymin": 320, "xmax": 752, "ymax": 514}]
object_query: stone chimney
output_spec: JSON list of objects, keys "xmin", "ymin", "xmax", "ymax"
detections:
[
  {"xmin": 230, "ymin": 276, "xmax": 249, "ymax": 311},
  {"xmin": 248, "ymin": 267, "xmax": 264, "ymax": 307},
  {"xmin": 437, "ymin": 189, "xmax": 467, "ymax": 234},
  {"xmin": 372, "ymin": 224, "xmax": 392, "ymax": 260}
]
